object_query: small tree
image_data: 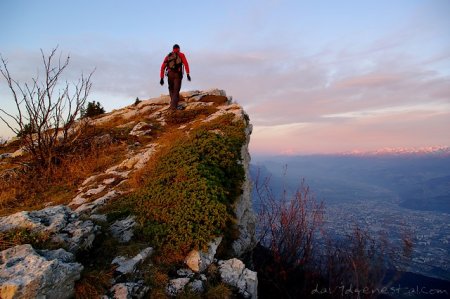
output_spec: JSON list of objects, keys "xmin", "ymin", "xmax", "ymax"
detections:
[
  {"xmin": 0, "ymin": 47, "xmax": 94, "ymax": 167},
  {"xmin": 134, "ymin": 97, "xmax": 141, "ymax": 106},
  {"xmin": 81, "ymin": 101, "xmax": 105, "ymax": 118}
]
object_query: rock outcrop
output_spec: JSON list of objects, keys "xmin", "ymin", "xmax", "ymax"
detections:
[
  {"xmin": 112, "ymin": 247, "xmax": 153, "ymax": 275},
  {"xmin": 0, "ymin": 89, "xmax": 258, "ymax": 298},
  {"xmin": 219, "ymin": 258, "xmax": 258, "ymax": 299},
  {"xmin": 0, "ymin": 205, "xmax": 97, "ymax": 253},
  {"xmin": 0, "ymin": 244, "xmax": 83, "ymax": 299},
  {"xmin": 232, "ymin": 121, "xmax": 257, "ymax": 256},
  {"xmin": 185, "ymin": 237, "xmax": 222, "ymax": 273}
]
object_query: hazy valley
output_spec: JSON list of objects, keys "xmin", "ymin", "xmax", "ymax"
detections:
[{"xmin": 251, "ymin": 153, "xmax": 450, "ymax": 282}]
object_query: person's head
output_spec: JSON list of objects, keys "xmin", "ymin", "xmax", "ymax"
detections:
[{"xmin": 173, "ymin": 44, "xmax": 180, "ymax": 53}]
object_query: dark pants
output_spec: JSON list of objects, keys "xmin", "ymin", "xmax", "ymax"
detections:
[{"xmin": 168, "ymin": 71, "xmax": 182, "ymax": 109}]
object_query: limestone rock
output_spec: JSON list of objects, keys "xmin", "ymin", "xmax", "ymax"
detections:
[
  {"xmin": 140, "ymin": 95, "xmax": 170, "ymax": 106},
  {"xmin": 185, "ymin": 237, "xmax": 222, "ymax": 273},
  {"xmin": 85, "ymin": 184, "xmax": 106, "ymax": 196},
  {"xmin": 52, "ymin": 219, "xmax": 97, "ymax": 253},
  {"xmin": 166, "ymin": 278, "xmax": 190, "ymax": 296},
  {"xmin": 0, "ymin": 205, "xmax": 97, "ymax": 254},
  {"xmin": 0, "ymin": 244, "xmax": 83, "ymax": 299},
  {"xmin": 0, "ymin": 205, "xmax": 71, "ymax": 233},
  {"xmin": 75, "ymin": 190, "xmax": 119, "ymax": 214},
  {"xmin": 184, "ymin": 250, "xmax": 200, "ymax": 272},
  {"xmin": 176, "ymin": 268, "xmax": 194, "ymax": 278},
  {"xmin": 129, "ymin": 122, "xmax": 152, "ymax": 137},
  {"xmin": 218, "ymin": 258, "xmax": 258, "ymax": 299},
  {"xmin": 110, "ymin": 216, "xmax": 136, "ymax": 243},
  {"xmin": 188, "ymin": 280, "xmax": 204, "ymax": 293},
  {"xmin": 112, "ymin": 247, "xmax": 153, "ymax": 275},
  {"xmin": 108, "ymin": 282, "xmax": 149, "ymax": 299},
  {"xmin": 232, "ymin": 122, "xmax": 257, "ymax": 256}
]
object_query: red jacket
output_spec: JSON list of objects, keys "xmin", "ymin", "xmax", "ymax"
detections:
[{"xmin": 160, "ymin": 51, "xmax": 190, "ymax": 78}]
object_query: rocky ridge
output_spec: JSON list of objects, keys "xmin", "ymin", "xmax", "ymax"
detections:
[{"xmin": 0, "ymin": 89, "xmax": 257, "ymax": 299}]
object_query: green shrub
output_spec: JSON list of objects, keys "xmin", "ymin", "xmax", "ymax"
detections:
[
  {"xmin": 134, "ymin": 114, "xmax": 246, "ymax": 256},
  {"xmin": 81, "ymin": 101, "xmax": 105, "ymax": 118}
]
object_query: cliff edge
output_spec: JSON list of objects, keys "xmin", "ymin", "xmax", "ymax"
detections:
[{"xmin": 0, "ymin": 89, "xmax": 257, "ymax": 298}]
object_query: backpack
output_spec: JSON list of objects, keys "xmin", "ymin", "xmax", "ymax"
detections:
[{"xmin": 166, "ymin": 52, "xmax": 183, "ymax": 71}]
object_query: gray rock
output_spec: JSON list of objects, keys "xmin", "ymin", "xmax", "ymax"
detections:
[
  {"xmin": 185, "ymin": 237, "xmax": 222, "ymax": 273},
  {"xmin": 0, "ymin": 205, "xmax": 97, "ymax": 254},
  {"xmin": 112, "ymin": 247, "xmax": 153, "ymax": 275},
  {"xmin": 129, "ymin": 122, "xmax": 152, "ymax": 136},
  {"xmin": 75, "ymin": 190, "xmax": 119, "ymax": 214},
  {"xmin": 0, "ymin": 205, "xmax": 71, "ymax": 233},
  {"xmin": 0, "ymin": 244, "xmax": 83, "ymax": 299},
  {"xmin": 166, "ymin": 278, "xmax": 190, "ymax": 296},
  {"xmin": 232, "ymin": 123, "xmax": 257, "ymax": 256},
  {"xmin": 180, "ymin": 90, "xmax": 200, "ymax": 98},
  {"xmin": 53, "ymin": 219, "xmax": 97, "ymax": 253},
  {"xmin": 85, "ymin": 184, "xmax": 106, "ymax": 196},
  {"xmin": 218, "ymin": 258, "xmax": 258, "ymax": 299},
  {"xmin": 110, "ymin": 216, "xmax": 136, "ymax": 243},
  {"xmin": 108, "ymin": 282, "xmax": 149, "ymax": 299},
  {"xmin": 37, "ymin": 248, "xmax": 76, "ymax": 263},
  {"xmin": 176, "ymin": 268, "xmax": 194, "ymax": 278},
  {"xmin": 188, "ymin": 279, "xmax": 204, "ymax": 293}
]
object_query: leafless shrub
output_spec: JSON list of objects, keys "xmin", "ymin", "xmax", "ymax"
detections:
[
  {"xmin": 255, "ymin": 166, "xmax": 325, "ymax": 269},
  {"xmin": 0, "ymin": 47, "xmax": 94, "ymax": 168},
  {"xmin": 253, "ymin": 166, "xmax": 413, "ymax": 298}
]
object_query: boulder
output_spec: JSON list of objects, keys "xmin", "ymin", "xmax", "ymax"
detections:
[
  {"xmin": 108, "ymin": 282, "xmax": 149, "ymax": 299},
  {"xmin": 0, "ymin": 244, "xmax": 83, "ymax": 299},
  {"xmin": 218, "ymin": 258, "xmax": 258, "ymax": 299},
  {"xmin": 166, "ymin": 278, "xmax": 190, "ymax": 296},
  {"xmin": 112, "ymin": 247, "xmax": 153, "ymax": 275},
  {"xmin": 185, "ymin": 237, "xmax": 222, "ymax": 273},
  {"xmin": 109, "ymin": 216, "xmax": 136, "ymax": 243}
]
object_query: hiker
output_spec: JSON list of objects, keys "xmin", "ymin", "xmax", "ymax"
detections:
[{"xmin": 160, "ymin": 44, "xmax": 191, "ymax": 110}]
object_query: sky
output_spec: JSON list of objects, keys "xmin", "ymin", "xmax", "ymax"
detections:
[{"xmin": 1, "ymin": 0, "xmax": 449, "ymax": 155}]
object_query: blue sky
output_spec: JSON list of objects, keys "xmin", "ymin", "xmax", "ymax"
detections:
[{"xmin": 1, "ymin": 0, "xmax": 449, "ymax": 154}]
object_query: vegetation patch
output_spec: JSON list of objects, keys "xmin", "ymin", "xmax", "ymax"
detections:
[
  {"xmin": 165, "ymin": 106, "xmax": 218, "ymax": 125},
  {"xmin": 118, "ymin": 114, "xmax": 247, "ymax": 261},
  {"xmin": 0, "ymin": 227, "xmax": 59, "ymax": 251}
]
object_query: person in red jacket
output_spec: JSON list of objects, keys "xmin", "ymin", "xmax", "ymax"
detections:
[{"xmin": 160, "ymin": 44, "xmax": 191, "ymax": 110}]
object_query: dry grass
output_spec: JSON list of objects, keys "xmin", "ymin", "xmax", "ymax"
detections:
[
  {"xmin": 74, "ymin": 268, "xmax": 114, "ymax": 299},
  {"xmin": 0, "ymin": 139, "xmax": 127, "ymax": 216}
]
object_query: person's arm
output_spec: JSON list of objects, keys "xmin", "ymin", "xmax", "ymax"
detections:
[
  {"xmin": 180, "ymin": 53, "xmax": 190, "ymax": 75},
  {"xmin": 160, "ymin": 56, "xmax": 168, "ymax": 78}
]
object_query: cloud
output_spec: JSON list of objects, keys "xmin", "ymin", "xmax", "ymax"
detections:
[
  {"xmin": 1, "ymin": 23, "xmax": 449, "ymax": 154},
  {"xmin": 322, "ymin": 102, "xmax": 450, "ymax": 119}
]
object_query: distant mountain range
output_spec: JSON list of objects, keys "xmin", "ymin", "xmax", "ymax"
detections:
[{"xmin": 340, "ymin": 146, "xmax": 450, "ymax": 157}]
